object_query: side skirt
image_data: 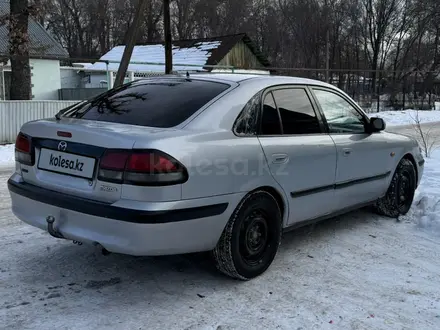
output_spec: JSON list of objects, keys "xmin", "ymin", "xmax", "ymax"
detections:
[{"xmin": 282, "ymin": 199, "xmax": 377, "ymax": 233}]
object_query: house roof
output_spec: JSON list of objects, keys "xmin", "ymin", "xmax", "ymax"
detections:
[
  {"xmin": 81, "ymin": 33, "xmax": 270, "ymax": 73},
  {"xmin": 0, "ymin": 0, "xmax": 68, "ymax": 58},
  {"xmin": 139, "ymin": 33, "xmax": 271, "ymax": 68}
]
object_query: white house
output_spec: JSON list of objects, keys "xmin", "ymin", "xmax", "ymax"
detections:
[{"xmin": 0, "ymin": 0, "xmax": 69, "ymax": 100}]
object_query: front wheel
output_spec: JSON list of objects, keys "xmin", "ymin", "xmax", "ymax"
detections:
[
  {"xmin": 212, "ymin": 191, "xmax": 282, "ymax": 280},
  {"xmin": 374, "ymin": 158, "xmax": 416, "ymax": 218}
]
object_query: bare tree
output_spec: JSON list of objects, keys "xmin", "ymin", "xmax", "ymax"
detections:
[
  {"xmin": 21, "ymin": 0, "xmax": 439, "ymax": 108},
  {"xmin": 172, "ymin": 0, "xmax": 196, "ymax": 39},
  {"xmin": 411, "ymin": 110, "xmax": 438, "ymax": 158},
  {"xmin": 361, "ymin": 0, "xmax": 401, "ymax": 92}
]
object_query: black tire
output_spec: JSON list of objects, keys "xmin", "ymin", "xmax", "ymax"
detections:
[
  {"xmin": 374, "ymin": 158, "xmax": 416, "ymax": 218},
  {"xmin": 212, "ymin": 190, "xmax": 282, "ymax": 280}
]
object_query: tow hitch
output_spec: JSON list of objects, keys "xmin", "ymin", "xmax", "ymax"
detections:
[
  {"xmin": 46, "ymin": 216, "xmax": 106, "ymax": 254},
  {"xmin": 46, "ymin": 215, "xmax": 65, "ymax": 239}
]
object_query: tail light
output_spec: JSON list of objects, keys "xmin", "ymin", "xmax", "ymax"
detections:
[
  {"xmin": 98, "ymin": 149, "xmax": 188, "ymax": 186},
  {"xmin": 15, "ymin": 133, "xmax": 34, "ymax": 165}
]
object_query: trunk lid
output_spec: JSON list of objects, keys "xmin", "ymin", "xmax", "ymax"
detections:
[{"xmin": 19, "ymin": 118, "xmax": 177, "ymax": 203}]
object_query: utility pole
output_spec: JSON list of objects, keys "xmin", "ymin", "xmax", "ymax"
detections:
[
  {"xmin": 325, "ymin": 30, "xmax": 330, "ymax": 83},
  {"xmin": 164, "ymin": 0, "xmax": 172, "ymax": 74},
  {"xmin": 325, "ymin": 0, "xmax": 330, "ymax": 83},
  {"xmin": 113, "ymin": 0, "xmax": 148, "ymax": 88}
]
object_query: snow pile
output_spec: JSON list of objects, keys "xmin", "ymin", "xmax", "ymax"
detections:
[
  {"xmin": 81, "ymin": 41, "xmax": 222, "ymax": 73},
  {"xmin": 369, "ymin": 109, "xmax": 440, "ymax": 126},
  {"xmin": 0, "ymin": 144, "xmax": 14, "ymax": 169},
  {"xmin": 408, "ymin": 150, "xmax": 440, "ymax": 234}
]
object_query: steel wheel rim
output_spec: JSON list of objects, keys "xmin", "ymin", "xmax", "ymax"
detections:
[
  {"xmin": 239, "ymin": 210, "xmax": 270, "ymax": 266},
  {"xmin": 397, "ymin": 169, "xmax": 414, "ymax": 212}
]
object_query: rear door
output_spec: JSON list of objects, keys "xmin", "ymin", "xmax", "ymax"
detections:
[
  {"xmin": 310, "ymin": 87, "xmax": 394, "ymax": 209},
  {"xmin": 257, "ymin": 86, "xmax": 338, "ymax": 226}
]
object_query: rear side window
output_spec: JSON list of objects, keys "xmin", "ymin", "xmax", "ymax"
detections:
[
  {"xmin": 272, "ymin": 89, "xmax": 321, "ymax": 134},
  {"xmin": 234, "ymin": 92, "xmax": 262, "ymax": 136},
  {"xmin": 260, "ymin": 92, "xmax": 282, "ymax": 135},
  {"xmin": 63, "ymin": 79, "xmax": 230, "ymax": 128}
]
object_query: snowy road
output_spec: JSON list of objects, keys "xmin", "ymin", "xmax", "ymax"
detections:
[
  {"xmin": 1, "ymin": 124, "xmax": 440, "ymax": 329},
  {"xmin": 387, "ymin": 121, "xmax": 440, "ymax": 149}
]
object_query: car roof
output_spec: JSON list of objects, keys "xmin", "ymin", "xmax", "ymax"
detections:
[
  {"xmin": 189, "ymin": 73, "xmax": 265, "ymax": 82},
  {"xmin": 133, "ymin": 73, "xmax": 334, "ymax": 90},
  {"xmin": 188, "ymin": 73, "xmax": 334, "ymax": 88}
]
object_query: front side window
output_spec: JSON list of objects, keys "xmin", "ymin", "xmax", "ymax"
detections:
[
  {"xmin": 313, "ymin": 89, "xmax": 366, "ymax": 134},
  {"xmin": 271, "ymin": 88, "xmax": 321, "ymax": 134}
]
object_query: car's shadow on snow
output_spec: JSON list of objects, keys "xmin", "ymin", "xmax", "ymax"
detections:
[
  {"xmin": 10, "ymin": 207, "xmax": 384, "ymax": 305},
  {"xmin": 280, "ymin": 206, "xmax": 382, "ymax": 249}
]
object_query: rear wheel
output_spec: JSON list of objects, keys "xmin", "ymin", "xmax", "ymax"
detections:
[
  {"xmin": 374, "ymin": 158, "xmax": 416, "ymax": 218},
  {"xmin": 212, "ymin": 191, "xmax": 282, "ymax": 280}
]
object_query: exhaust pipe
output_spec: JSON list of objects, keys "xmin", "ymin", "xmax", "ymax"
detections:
[
  {"xmin": 94, "ymin": 242, "xmax": 111, "ymax": 256},
  {"xmin": 46, "ymin": 216, "xmax": 65, "ymax": 239}
]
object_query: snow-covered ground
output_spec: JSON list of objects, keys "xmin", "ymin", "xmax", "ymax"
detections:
[
  {"xmin": 408, "ymin": 150, "xmax": 440, "ymax": 235},
  {"xmin": 368, "ymin": 109, "xmax": 440, "ymax": 126},
  {"xmin": 0, "ymin": 144, "xmax": 14, "ymax": 169}
]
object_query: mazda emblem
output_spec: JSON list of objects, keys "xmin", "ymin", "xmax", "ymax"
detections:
[{"xmin": 58, "ymin": 141, "xmax": 68, "ymax": 151}]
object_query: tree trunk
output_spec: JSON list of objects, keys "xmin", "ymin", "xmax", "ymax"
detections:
[
  {"xmin": 9, "ymin": 0, "xmax": 32, "ymax": 100},
  {"xmin": 371, "ymin": 41, "xmax": 380, "ymax": 94}
]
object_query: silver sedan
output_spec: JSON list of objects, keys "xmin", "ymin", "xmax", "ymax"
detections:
[{"xmin": 8, "ymin": 74, "xmax": 424, "ymax": 280}]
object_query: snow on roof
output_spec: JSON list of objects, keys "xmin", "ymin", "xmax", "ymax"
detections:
[{"xmin": 84, "ymin": 41, "xmax": 223, "ymax": 73}]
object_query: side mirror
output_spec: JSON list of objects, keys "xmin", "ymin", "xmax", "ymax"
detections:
[{"xmin": 369, "ymin": 117, "xmax": 386, "ymax": 132}]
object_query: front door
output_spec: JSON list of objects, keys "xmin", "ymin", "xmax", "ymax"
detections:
[
  {"xmin": 311, "ymin": 87, "xmax": 394, "ymax": 209},
  {"xmin": 257, "ymin": 87, "xmax": 338, "ymax": 226}
]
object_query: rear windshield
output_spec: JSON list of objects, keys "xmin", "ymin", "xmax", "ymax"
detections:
[{"xmin": 62, "ymin": 78, "xmax": 230, "ymax": 128}]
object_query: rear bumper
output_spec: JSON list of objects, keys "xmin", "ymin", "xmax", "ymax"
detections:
[
  {"xmin": 8, "ymin": 178, "xmax": 228, "ymax": 224},
  {"xmin": 8, "ymin": 174, "xmax": 241, "ymax": 256}
]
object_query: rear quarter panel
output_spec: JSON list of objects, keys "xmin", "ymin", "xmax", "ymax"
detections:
[{"xmin": 134, "ymin": 131, "xmax": 285, "ymax": 200}]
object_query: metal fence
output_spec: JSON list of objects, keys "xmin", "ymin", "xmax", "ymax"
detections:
[
  {"xmin": 58, "ymin": 88, "xmax": 107, "ymax": 101},
  {"xmin": 270, "ymin": 68, "xmax": 440, "ymax": 112},
  {"xmin": 0, "ymin": 100, "xmax": 79, "ymax": 143},
  {"xmin": 99, "ymin": 66, "xmax": 440, "ymax": 112}
]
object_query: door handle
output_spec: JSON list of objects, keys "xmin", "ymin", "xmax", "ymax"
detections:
[
  {"xmin": 343, "ymin": 148, "xmax": 352, "ymax": 156},
  {"xmin": 272, "ymin": 154, "xmax": 289, "ymax": 164}
]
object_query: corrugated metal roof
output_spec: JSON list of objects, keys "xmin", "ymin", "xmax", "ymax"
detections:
[
  {"xmin": 84, "ymin": 41, "xmax": 224, "ymax": 72},
  {"xmin": 82, "ymin": 33, "xmax": 270, "ymax": 73},
  {"xmin": 0, "ymin": 0, "xmax": 68, "ymax": 58},
  {"xmin": 135, "ymin": 33, "xmax": 270, "ymax": 68},
  {"xmin": 171, "ymin": 34, "xmax": 270, "ymax": 68}
]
